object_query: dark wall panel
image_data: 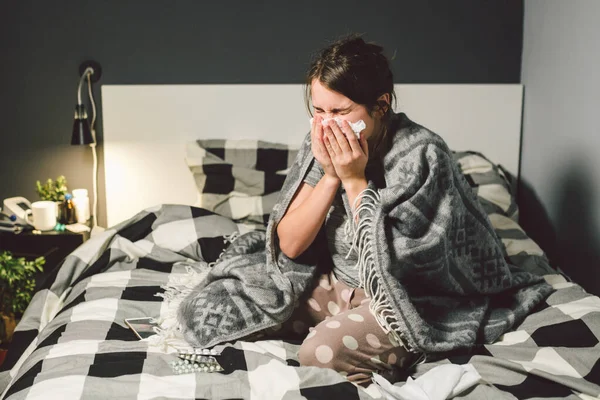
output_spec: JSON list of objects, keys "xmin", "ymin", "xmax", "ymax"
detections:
[{"xmin": 0, "ymin": 0, "xmax": 523, "ymax": 227}]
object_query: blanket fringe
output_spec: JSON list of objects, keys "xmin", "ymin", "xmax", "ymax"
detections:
[
  {"xmin": 150, "ymin": 230, "xmax": 239, "ymax": 351},
  {"xmin": 346, "ymin": 188, "xmax": 418, "ymax": 354},
  {"xmin": 150, "ymin": 263, "xmax": 211, "ymax": 351},
  {"xmin": 208, "ymin": 231, "xmax": 240, "ymax": 268}
]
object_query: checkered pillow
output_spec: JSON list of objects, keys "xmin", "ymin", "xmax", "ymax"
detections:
[
  {"xmin": 185, "ymin": 140, "xmax": 298, "ymax": 229},
  {"xmin": 185, "ymin": 142, "xmax": 553, "ymax": 275},
  {"xmin": 453, "ymin": 151, "xmax": 555, "ymax": 276}
]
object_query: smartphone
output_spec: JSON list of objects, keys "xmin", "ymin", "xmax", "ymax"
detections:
[{"xmin": 124, "ymin": 317, "xmax": 160, "ymax": 340}]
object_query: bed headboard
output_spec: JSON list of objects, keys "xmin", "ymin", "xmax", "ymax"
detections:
[{"xmin": 101, "ymin": 84, "xmax": 523, "ymax": 227}]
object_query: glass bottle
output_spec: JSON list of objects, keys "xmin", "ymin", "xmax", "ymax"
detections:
[{"xmin": 63, "ymin": 193, "xmax": 77, "ymax": 225}]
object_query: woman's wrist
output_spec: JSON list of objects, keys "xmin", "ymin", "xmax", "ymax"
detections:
[
  {"xmin": 342, "ymin": 177, "xmax": 368, "ymax": 211},
  {"xmin": 321, "ymin": 173, "xmax": 341, "ymax": 187},
  {"xmin": 342, "ymin": 176, "xmax": 367, "ymax": 193}
]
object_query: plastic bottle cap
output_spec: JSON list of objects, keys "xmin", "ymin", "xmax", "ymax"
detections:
[
  {"xmin": 65, "ymin": 193, "xmax": 73, "ymax": 200},
  {"xmin": 73, "ymin": 188, "xmax": 88, "ymax": 198}
]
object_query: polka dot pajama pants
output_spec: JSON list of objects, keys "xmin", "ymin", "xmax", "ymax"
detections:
[{"xmin": 267, "ymin": 272, "xmax": 416, "ymax": 385}]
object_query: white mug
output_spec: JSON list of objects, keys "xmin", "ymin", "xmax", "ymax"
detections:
[{"xmin": 25, "ymin": 201, "xmax": 57, "ymax": 231}]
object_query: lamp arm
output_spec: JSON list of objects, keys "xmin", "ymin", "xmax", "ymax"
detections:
[
  {"xmin": 86, "ymin": 71, "xmax": 99, "ymax": 229},
  {"xmin": 87, "ymin": 71, "xmax": 97, "ymax": 144},
  {"xmin": 77, "ymin": 67, "xmax": 95, "ymax": 105}
]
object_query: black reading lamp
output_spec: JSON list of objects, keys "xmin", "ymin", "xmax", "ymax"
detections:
[{"xmin": 71, "ymin": 60, "xmax": 102, "ymax": 232}]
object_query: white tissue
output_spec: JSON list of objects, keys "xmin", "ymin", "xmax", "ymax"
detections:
[
  {"xmin": 372, "ymin": 364, "xmax": 482, "ymax": 400},
  {"xmin": 309, "ymin": 117, "xmax": 366, "ymax": 138}
]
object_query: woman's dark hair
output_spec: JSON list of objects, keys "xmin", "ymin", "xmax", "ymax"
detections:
[{"xmin": 305, "ymin": 34, "xmax": 396, "ymax": 127}]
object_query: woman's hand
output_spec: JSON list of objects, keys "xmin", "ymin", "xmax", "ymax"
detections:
[
  {"xmin": 323, "ymin": 119, "xmax": 369, "ymax": 184},
  {"xmin": 311, "ymin": 115, "xmax": 338, "ymax": 179}
]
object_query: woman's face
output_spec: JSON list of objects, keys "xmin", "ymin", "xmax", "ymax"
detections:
[{"xmin": 310, "ymin": 79, "xmax": 382, "ymax": 144}]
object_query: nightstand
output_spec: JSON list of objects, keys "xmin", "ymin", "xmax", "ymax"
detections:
[{"xmin": 0, "ymin": 226, "xmax": 90, "ymax": 292}]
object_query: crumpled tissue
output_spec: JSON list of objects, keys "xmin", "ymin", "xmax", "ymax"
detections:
[
  {"xmin": 372, "ymin": 363, "xmax": 482, "ymax": 400},
  {"xmin": 309, "ymin": 117, "xmax": 366, "ymax": 138}
]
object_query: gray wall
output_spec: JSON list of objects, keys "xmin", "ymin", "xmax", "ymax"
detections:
[
  {"xmin": 0, "ymin": 1, "xmax": 523, "ymax": 229},
  {"xmin": 521, "ymin": 0, "xmax": 600, "ymax": 294}
]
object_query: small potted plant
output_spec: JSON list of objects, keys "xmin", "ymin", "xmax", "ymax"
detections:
[
  {"xmin": 36, "ymin": 175, "xmax": 68, "ymax": 202},
  {"xmin": 35, "ymin": 175, "xmax": 68, "ymax": 222},
  {"xmin": 0, "ymin": 251, "xmax": 45, "ymax": 346}
]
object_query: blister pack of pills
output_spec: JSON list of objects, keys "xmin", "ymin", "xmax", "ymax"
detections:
[{"xmin": 170, "ymin": 348, "xmax": 224, "ymax": 374}]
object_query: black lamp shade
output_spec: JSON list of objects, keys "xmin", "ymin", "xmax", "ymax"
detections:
[{"xmin": 71, "ymin": 104, "xmax": 93, "ymax": 145}]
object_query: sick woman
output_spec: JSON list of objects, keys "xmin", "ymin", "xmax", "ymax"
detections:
[{"xmin": 179, "ymin": 34, "xmax": 552, "ymax": 385}]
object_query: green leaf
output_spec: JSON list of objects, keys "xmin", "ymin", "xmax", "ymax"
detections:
[
  {"xmin": 35, "ymin": 175, "xmax": 69, "ymax": 201},
  {"xmin": 0, "ymin": 250, "xmax": 44, "ymax": 315}
]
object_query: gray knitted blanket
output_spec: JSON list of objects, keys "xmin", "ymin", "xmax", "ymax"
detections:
[{"xmin": 178, "ymin": 113, "xmax": 553, "ymax": 355}]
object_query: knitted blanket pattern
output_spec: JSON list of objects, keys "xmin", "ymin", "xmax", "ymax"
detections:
[{"xmin": 178, "ymin": 113, "xmax": 553, "ymax": 354}]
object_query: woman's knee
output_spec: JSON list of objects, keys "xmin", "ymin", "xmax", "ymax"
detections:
[{"xmin": 298, "ymin": 330, "xmax": 346, "ymax": 371}]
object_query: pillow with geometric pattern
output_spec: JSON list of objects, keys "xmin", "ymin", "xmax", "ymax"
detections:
[
  {"xmin": 186, "ymin": 140, "xmax": 555, "ymax": 276},
  {"xmin": 185, "ymin": 139, "xmax": 298, "ymax": 232}
]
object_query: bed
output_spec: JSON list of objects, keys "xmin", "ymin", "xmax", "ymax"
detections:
[{"xmin": 1, "ymin": 84, "xmax": 599, "ymax": 400}]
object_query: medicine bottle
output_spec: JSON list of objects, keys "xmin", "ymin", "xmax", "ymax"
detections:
[
  {"xmin": 72, "ymin": 188, "xmax": 91, "ymax": 223},
  {"xmin": 63, "ymin": 193, "xmax": 77, "ymax": 224}
]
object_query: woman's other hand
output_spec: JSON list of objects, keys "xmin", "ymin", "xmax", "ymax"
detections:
[
  {"xmin": 323, "ymin": 119, "xmax": 368, "ymax": 184},
  {"xmin": 311, "ymin": 115, "xmax": 338, "ymax": 179}
]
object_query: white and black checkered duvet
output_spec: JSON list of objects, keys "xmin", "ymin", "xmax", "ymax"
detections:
[
  {"xmin": 0, "ymin": 205, "xmax": 382, "ymax": 399},
  {"xmin": 1, "ymin": 143, "xmax": 599, "ymax": 399}
]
